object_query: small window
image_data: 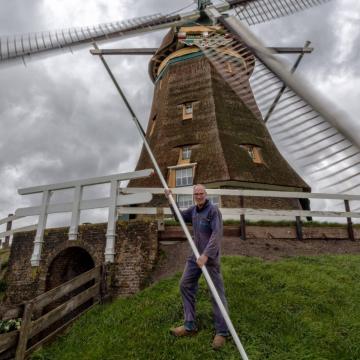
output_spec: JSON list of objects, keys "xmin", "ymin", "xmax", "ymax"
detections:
[
  {"xmin": 226, "ymin": 62, "xmax": 233, "ymax": 74},
  {"xmin": 182, "ymin": 103, "xmax": 193, "ymax": 120},
  {"xmin": 182, "ymin": 146, "xmax": 191, "ymax": 160},
  {"xmin": 241, "ymin": 145, "xmax": 264, "ymax": 164},
  {"xmin": 176, "ymin": 167, "xmax": 193, "ymax": 187},
  {"xmin": 208, "ymin": 195, "xmax": 220, "ymax": 206},
  {"xmin": 177, "ymin": 194, "xmax": 193, "ymax": 208},
  {"xmin": 247, "ymin": 147, "xmax": 255, "ymax": 160},
  {"xmin": 176, "ymin": 194, "xmax": 219, "ymax": 207},
  {"xmin": 149, "ymin": 116, "xmax": 156, "ymax": 137}
]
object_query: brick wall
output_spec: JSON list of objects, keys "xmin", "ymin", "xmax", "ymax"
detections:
[{"xmin": 3, "ymin": 221, "xmax": 158, "ymax": 305}]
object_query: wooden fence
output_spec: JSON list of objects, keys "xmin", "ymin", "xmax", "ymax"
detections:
[
  {"xmin": 119, "ymin": 187, "xmax": 360, "ymax": 241},
  {"xmin": 0, "ymin": 266, "xmax": 102, "ymax": 360},
  {"xmin": 2, "ymin": 181, "xmax": 360, "ymax": 253}
]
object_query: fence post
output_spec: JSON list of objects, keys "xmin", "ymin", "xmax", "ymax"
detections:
[
  {"xmin": 31, "ymin": 190, "xmax": 51, "ymax": 266},
  {"xmin": 156, "ymin": 207, "xmax": 165, "ymax": 231},
  {"xmin": 4, "ymin": 213, "xmax": 13, "ymax": 248},
  {"xmin": 15, "ymin": 301, "xmax": 34, "ymax": 360},
  {"xmin": 240, "ymin": 196, "xmax": 246, "ymax": 240},
  {"xmin": 105, "ymin": 180, "xmax": 118, "ymax": 263},
  {"xmin": 68, "ymin": 185, "xmax": 83, "ymax": 241},
  {"xmin": 344, "ymin": 200, "xmax": 355, "ymax": 241},
  {"xmin": 295, "ymin": 216, "xmax": 303, "ymax": 241}
]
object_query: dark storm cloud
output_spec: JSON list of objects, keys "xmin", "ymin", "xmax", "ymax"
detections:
[{"xmin": 0, "ymin": 0, "xmax": 45, "ymax": 34}]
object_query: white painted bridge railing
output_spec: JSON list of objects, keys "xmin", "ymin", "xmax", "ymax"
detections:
[
  {"xmin": 1, "ymin": 178, "xmax": 360, "ymax": 265},
  {"xmin": 0, "ymin": 214, "xmax": 36, "ymax": 249},
  {"xmin": 0, "ymin": 169, "xmax": 154, "ymax": 266}
]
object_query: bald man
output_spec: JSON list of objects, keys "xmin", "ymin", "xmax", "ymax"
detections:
[{"xmin": 165, "ymin": 184, "xmax": 229, "ymax": 349}]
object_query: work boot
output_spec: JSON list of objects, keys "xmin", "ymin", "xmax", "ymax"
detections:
[
  {"xmin": 212, "ymin": 334, "xmax": 226, "ymax": 349},
  {"xmin": 170, "ymin": 325, "xmax": 198, "ymax": 337}
]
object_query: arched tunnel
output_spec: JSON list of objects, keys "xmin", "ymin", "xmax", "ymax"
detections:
[{"xmin": 45, "ymin": 246, "xmax": 95, "ymax": 291}]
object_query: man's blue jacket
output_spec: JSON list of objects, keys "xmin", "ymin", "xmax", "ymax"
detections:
[{"xmin": 180, "ymin": 199, "xmax": 223, "ymax": 265}]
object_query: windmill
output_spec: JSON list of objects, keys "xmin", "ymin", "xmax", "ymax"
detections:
[
  {"xmin": 1, "ymin": 0, "xmax": 359, "ymax": 357},
  {"xmin": 1, "ymin": 0, "xmax": 358, "ymax": 212}
]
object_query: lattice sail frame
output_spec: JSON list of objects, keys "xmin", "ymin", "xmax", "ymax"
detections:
[
  {"xmin": 189, "ymin": 9, "xmax": 360, "ymax": 212},
  {"xmin": 0, "ymin": 0, "xmax": 331, "ymax": 64},
  {"xmin": 230, "ymin": 0, "xmax": 332, "ymax": 26},
  {"xmin": 0, "ymin": 13, "xmax": 184, "ymax": 64}
]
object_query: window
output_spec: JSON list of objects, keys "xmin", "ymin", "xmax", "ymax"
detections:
[
  {"xmin": 240, "ymin": 145, "xmax": 264, "ymax": 164},
  {"xmin": 226, "ymin": 62, "xmax": 233, "ymax": 74},
  {"xmin": 176, "ymin": 167, "xmax": 193, "ymax": 187},
  {"xmin": 182, "ymin": 146, "xmax": 191, "ymax": 160},
  {"xmin": 208, "ymin": 195, "xmax": 220, "ymax": 206},
  {"xmin": 149, "ymin": 118, "xmax": 156, "ymax": 137},
  {"xmin": 177, "ymin": 194, "xmax": 193, "ymax": 208},
  {"xmin": 247, "ymin": 146, "xmax": 255, "ymax": 160},
  {"xmin": 176, "ymin": 194, "xmax": 220, "ymax": 207},
  {"xmin": 182, "ymin": 103, "xmax": 193, "ymax": 120},
  {"xmin": 185, "ymin": 103, "xmax": 193, "ymax": 114}
]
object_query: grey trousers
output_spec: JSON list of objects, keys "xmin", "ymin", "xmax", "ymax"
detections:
[{"xmin": 180, "ymin": 258, "xmax": 229, "ymax": 334}]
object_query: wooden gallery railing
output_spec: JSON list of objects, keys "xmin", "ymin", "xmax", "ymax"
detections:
[
  {"xmin": 119, "ymin": 187, "xmax": 360, "ymax": 241},
  {"xmin": 0, "ymin": 266, "xmax": 103, "ymax": 360}
]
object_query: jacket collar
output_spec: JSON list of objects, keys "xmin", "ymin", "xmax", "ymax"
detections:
[{"xmin": 196, "ymin": 199, "xmax": 209, "ymax": 213}]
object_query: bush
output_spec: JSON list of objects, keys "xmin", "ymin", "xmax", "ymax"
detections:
[
  {"xmin": 0, "ymin": 319, "xmax": 21, "ymax": 334},
  {"xmin": 0, "ymin": 280, "xmax": 7, "ymax": 292},
  {"xmin": 1, "ymin": 260, "xmax": 8, "ymax": 270}
]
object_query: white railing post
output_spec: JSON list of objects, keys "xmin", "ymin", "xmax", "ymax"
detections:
[
  {"xmin": 68, "ymin": 185, "xmax": 83, "ymax": 241},
  {"xmin": 4, "ymin": 213, "xmax": 13, "ymax": 248},
  {"xmin": 105, "ymin": 180, "xmax": 118, "ymax": 263},
  {"xmin": 31, "ymin": 190, "xmax": 51, "ymax": 267}
]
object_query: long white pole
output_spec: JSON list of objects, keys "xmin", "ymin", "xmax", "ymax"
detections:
[{"xmin": 93, "ymin": 43, "xmax": 249, "ymax": 360}]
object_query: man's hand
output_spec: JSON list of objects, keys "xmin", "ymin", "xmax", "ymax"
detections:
[
  {"xmin": 196, "ymin": 254, "xmax": 208, "ymax": 268},
  {"xmin": 164, "ymin": 188, "xmax": 173, "ymax": 199}
]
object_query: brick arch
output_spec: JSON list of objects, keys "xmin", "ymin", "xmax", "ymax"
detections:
[{"xmin": 45, "ymin": 246, "xmax": 95, "ymax": 291}]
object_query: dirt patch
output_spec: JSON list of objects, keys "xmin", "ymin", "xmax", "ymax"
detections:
[
  {"xmin": 152, "ymin": 235, "xmax": 360, "ymax": 282},
  {"xmin": 222, "ymin": 236, "xmax": 360, "ymax": 260}
]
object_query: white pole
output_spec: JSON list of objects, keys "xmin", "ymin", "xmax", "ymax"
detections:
[{"xmin": 93, "ymin": 43, "xmax": 249, "ymax": 359}]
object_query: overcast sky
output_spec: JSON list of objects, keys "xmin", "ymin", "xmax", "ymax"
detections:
[{"xmin": 0, "ymin": 0, "xmax": 359, "ymax": 227}]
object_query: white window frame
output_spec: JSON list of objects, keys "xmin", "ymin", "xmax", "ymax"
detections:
[
  {"xmin": 175, "ymin": 167, "xmax": 193, "ymax": 187},
  {"xmin": 177, "ymin": 194, "xmax": 193, "ymax": 208},
  {"xmin": 184, "ymin": 103, "xmax": 193, "ymax": 114},
  {"xmin": 182, "ymin": 146, "xmax": 192, "ymax": 160},
  {"xmin": 208, "ymin": 195, "xmax": 220, "ymax": 206}
]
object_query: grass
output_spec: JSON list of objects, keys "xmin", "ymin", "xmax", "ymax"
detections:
[
  {"xmin": 32, "ymin": 255, "xmax": 360, "ymax": 360},
  {"xmin": 0, "ymin": 248, "xmax": 10, "ymax": 300}
]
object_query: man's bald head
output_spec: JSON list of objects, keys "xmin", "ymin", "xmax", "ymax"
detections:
[{"xmin": 193, "ymin": 184, "xmax": 207, "ymax": 208}]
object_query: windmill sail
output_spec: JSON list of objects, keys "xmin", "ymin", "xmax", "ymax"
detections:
[
  {"xmin": 0, "ymin": 0, "xmax": 330, "ymax": 65},
  {"xmin": 0, "ymin": 13, "xmax": 192, "ymax": 64},
  {"xmin": 194, "ymin": 8, "xmax": 360, "ymax": 213},
  {"xmin": 229, "ymin": 0, "xmax": 331, "ymax": 26}
]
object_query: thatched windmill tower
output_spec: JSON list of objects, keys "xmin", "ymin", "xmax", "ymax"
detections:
[{"xmin": 129, "ymin": 22, "xmax": 310, "ymax": 209}]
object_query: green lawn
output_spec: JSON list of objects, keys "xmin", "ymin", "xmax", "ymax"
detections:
[
  {"xmin": 32, "ymin": 255, "xmax": 360, "ymax": 360},
  {"xmin": 0, "ymin": 248, "xmax": 10, "ymax": 299}
]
